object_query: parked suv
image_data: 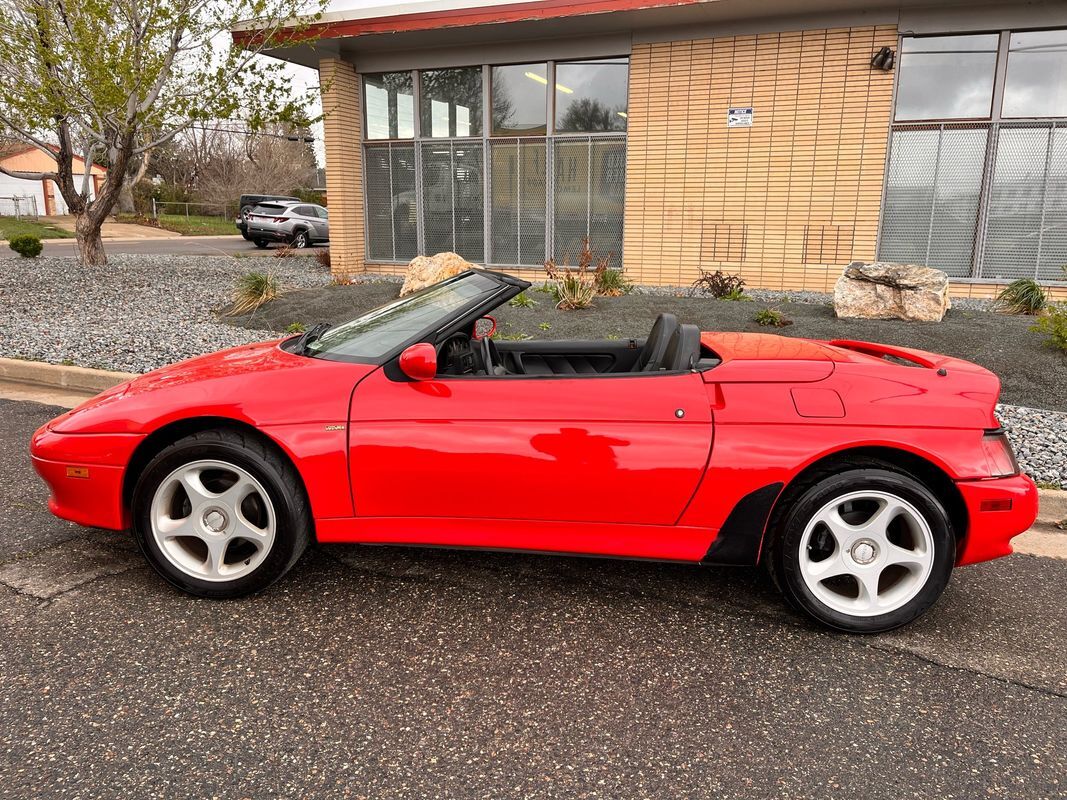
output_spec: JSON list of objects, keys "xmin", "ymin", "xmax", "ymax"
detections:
[
  {"xmin": 245, "ymin": 201, "xmax": 329, "ymax": 249},
  {"xmin": 235, "ymin": 194, "xmax": 299, "ymax": 240}
]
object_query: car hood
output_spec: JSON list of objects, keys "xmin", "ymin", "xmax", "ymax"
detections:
[{"xmin": 50, "ymin": 340, "xmax": 376, "ymax": 434}]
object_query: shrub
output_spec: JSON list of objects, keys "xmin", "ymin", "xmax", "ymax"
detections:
[
  {"xmin": 509, "ymin": 291, "xmax": 537, "ymax": 308},
  {"xmin": 544, "ymin": 237, "xmax": 607, "ymax": 310},
  {"xmin": 285, "ymin": 322, "xmax": 306, "ymax": 333},
  {"xmin": 595, "ymin": 267, "xmax": 632, "ymax": 297},
  {"xmin": 273, "ymin": 244, "xmax": 297, "ymax": 258},
  {"xmin": 995, "ymin": 278, "xmax": 1047, "ymax": 315},
  {"xmin": 690, "ymin": 268, "xmax": 746, "ymax": 299},
  {"xmin": 753, "ymin": 307, "xmax": 793, "ymax": 327},
  {"xmin": 1031, "ymin": 303, "xmax": 1067, "ymax": 352},
  {"xmin": 8, "ymin": 234, "xmax": 43, "ymax": 258},
  {"xmin": 315, "ymin": 249, "xmax": 331, "ymax": 269},
  {"xmin": 538, "ymin": 322, "xmax": 551, "ymax": 331},
  {"xmin": 229, "ymin": 271, "xmax": 279, "ymax": 315}
]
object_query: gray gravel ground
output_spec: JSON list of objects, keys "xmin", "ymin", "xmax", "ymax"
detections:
[
  {"xmin": 0, "ymin": 253, "xmax": 329, "ymax": 373},
  {"xmin": 1, "ymin": 398, "xmax": 1065, "ymax": 800}
]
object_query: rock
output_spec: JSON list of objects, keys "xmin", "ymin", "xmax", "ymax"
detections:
[
  {"xmin": 399, "ymin": 252, "xmax": 476, "ymax": 297},
  {"xmin": 833, "ymin": 261, "xmax": 951, "ymax": 322}
]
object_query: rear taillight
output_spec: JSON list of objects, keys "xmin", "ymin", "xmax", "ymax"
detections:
[
  {"xmin": 272, "ymin": 216, "xmax": 288, "ymax": 222},
  {"xmin": 981, "ymin": 429, "xmax": 1020, "ymax": 478}
]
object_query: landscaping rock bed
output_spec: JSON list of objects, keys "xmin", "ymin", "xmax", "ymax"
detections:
[{"xmin": 0, "ymin": 253, "xmax": 329, "ymax": 373}]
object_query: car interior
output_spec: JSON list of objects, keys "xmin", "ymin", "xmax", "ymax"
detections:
[{"xmin": 435, "ymin": 312, "xmax": 720, "ymax": 378}]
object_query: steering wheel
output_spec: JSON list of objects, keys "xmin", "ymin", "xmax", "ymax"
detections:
[{"xmin": 471, "ymin": 315, "xmax": 499, "ymax": 375}]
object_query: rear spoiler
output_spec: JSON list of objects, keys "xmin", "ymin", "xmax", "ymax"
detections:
[{"xmin": 827, "ymin": 340, "xmax": 940, "ymax": 369}]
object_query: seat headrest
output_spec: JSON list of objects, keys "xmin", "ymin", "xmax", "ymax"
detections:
[{"xmin": 664, "ymin": 324, "xmax": 701, "ymax": 372}]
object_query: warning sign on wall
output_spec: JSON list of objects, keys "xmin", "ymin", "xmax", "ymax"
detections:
[{"xmin": 727, "ymin": 107, "xmax": 754, "ymax": 127}]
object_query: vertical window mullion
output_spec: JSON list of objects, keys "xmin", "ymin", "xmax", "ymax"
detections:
[
  {"xmin": 1035, "ymin": 122, "xmax": 1056, "ymax": 278},
  {"xmin": 482, "ymin": 65, "xmax": 492, "ymax": 264},
  {"xmin": 546, "ymin": 61, "xmax": 555, "ymax": 261},
  {"xmin": 387, "ymin": 143, "xmax": 397, "ymax": 261},
  {"xmin": 924, "ymin": 126, "xmax": 944, "ymax": 267}
]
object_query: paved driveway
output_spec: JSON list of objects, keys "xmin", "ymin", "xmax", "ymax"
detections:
[{"xmin": 0, "ymin": 398, "xmax": 1064, "ymax": 799}]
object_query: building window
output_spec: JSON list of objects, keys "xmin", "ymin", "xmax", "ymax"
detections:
[
  {"xmin": 894, "ymin": 35, "xmax": 998, "ymax": 121},
  {"xmin": 1003, "ymin": 30, "xmax": 1067, "ymax": 118},
  {"xmin": 554, "ymin": 58, "xmax": 629, "ymax": 133},
  {"xmin": 879, "ymin": 30, "xmax": 1067, "ymax": 283},
  {"xmin": 361, "ymin": 59, "xmax": 627, "ymax": 267},
  {"xmin": 364, "ymin": 73, "xmax": 415, "ymax": 139},
  {"xmin": 491, "ymin": 63, "xmax": 548, "ymax": 136},
  {"xmin": 420, "ymin": 68, "xmax": 483, "ymax": 138}
]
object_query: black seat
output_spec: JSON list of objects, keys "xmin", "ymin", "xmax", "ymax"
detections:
[
  {"xmin": 635, "ymin": 313, "xmax": 679, "ymax": 372},
  {"xmin": 663, "ymin": 324, "xmax": 701, "ymax": 372}
]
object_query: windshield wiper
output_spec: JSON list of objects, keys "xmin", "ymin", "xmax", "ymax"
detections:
[{"xmin": 292, "ymin": 322, "xmax": 331, "ymax": 355}]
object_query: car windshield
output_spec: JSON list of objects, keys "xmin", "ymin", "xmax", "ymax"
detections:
[{"xmin": 303, "ymin": 272, "xmax": 502, "ymax": 360}]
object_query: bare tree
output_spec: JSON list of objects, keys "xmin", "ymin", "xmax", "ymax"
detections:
[{"xmin": 0, "ymin": 0, "xmax": 325, "ymax": 265}]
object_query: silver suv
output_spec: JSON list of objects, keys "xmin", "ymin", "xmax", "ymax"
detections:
[{"xmin": 245, "ymin": 201, "xmax": 329, "ymax": 249}]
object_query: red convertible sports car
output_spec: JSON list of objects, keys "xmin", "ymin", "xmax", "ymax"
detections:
[{"xmin": 31, "ymin": 269, "xmax": 1037, "ymax": 632}]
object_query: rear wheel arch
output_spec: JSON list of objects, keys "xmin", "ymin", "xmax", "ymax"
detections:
[
  {"xmin": 122, "ymin": 417, "xmax": 309, "ymax": 515},
  {"xmin": 762, "ymin": 446, "xmax": 968, "ymax": 563}
]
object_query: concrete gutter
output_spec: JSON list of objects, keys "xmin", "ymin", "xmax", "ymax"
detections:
[{"xmin": 0, "ymin": 357, "xmax": 136, "ymax": 395}]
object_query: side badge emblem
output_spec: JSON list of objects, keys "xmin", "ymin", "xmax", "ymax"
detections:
[{"xmin": 324, "ymin": 424, "xmax": 346, "ymax": 431}]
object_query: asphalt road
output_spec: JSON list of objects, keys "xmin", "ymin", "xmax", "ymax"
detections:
[
  {"xmin": 0, "ymin": 398, "xmax": 1064, "ymax": 800},
  {"xmin": 40, "ymin": 235, "xmax": 284, "ymax": 257}
]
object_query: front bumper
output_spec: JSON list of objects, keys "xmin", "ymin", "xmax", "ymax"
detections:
[
  {"xmin": 30, "ymin": 424, "xmax": 145, "ymax": 531},
  {"xmin": 956, "ymin": 474, "xmax": 1039, "ymax": 565}
]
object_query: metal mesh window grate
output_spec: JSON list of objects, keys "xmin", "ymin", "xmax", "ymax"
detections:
[
  {"xmin": 982, "ymin": 123, "xmax": 1067, "ymax": 282},
  {"xmin": 419, "ymin": 140, "xmax": 485, "ymax": 261},
  {"xmin": 364, "ymin": 143, "xmax": 418, "ymax": 262},
  {"xmin": 878, "ymin": 126, "xmax": 986, "ymax": 277},
  {"xmin": 488, "ymin": 138, "xmax": 547, "ymax": 266},
  {"xmin": 552, "ymin": 137, "xmax": 626, "ymax": 265}
]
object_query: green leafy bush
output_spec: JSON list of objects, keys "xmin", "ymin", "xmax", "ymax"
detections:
[
  {"xmin": 595, "ymin": 268, "xmax": 632, "ymax": 297},
  {"xmin": 690, "ymin": 268, "xmax": 746, "ymax": 299},
  {"xmin": 544, "ymin": 237, "xmax": 604, "ymax": 310},
  {"xmin": 285, "ymin": 322, "xmax": 306, "ymax": 333},
  {"xmin": 229, "ymin": 271, "xmax": 279, "ymax": 315},
  {"xmin": 1031, "ymin": 303, "xmax": 1067, "ymax": 352},
  {"xmin": 995, "ymin": 278, "xmax": 1047, "ymax": 315},
  {"xmin": 509, "ymin": 291, "xmax": 537, "ymax": 308},
  {"xmin": 753, "ymin": 307, "xmax": 793, "ymax": 327},
  {"xmin": 8, "ymin": 234, "xmax": 43, "ymax": 258}
]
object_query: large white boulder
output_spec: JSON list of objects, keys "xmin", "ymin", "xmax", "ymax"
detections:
[
  {"xmin": 833, "ymin": 261, "xmax": 951, "ymax": 322},
  {"xmin": 399, "ymin": 252, "xmax": 477, "ymax": 297}
]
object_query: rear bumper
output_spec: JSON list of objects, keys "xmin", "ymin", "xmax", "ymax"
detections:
[
  {"xmin": 956, "ymin": 474, "xmax": 1039, "ymax": 566},
  {"xmin": 246, "ymin": 225, "xmax": 292, "ymax": 241}
]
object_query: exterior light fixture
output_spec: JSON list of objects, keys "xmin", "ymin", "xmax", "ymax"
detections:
[{"xmin": 870, "ymin": 46, "xmax": 895, "ymax": 70}]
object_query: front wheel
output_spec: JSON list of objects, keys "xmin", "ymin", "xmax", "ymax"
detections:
[
  {"xmin": 768, "ymin": 467, "xmax": 955, "ymax": 633},
  {"xmin": 131, "ymin": 429, "xmax": 311, "ymax": 598}
]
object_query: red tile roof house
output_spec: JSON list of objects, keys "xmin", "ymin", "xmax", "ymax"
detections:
[
  {"xmin": 0, "ymin": 142, "xmax": 107, "ymax": 217},
  {"xmin": 236, "ymin": 0, "xmax": 1067, "ymax": 300}
]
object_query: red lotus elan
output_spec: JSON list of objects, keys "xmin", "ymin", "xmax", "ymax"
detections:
[{"xmin": 30, "ymin": 269, "xmax": 1037, "ymax": 632}]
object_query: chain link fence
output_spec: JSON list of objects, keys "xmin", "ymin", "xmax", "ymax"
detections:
[{"xmin": 0, "ymin": 195, "xmax": 39, "ymax": 220}]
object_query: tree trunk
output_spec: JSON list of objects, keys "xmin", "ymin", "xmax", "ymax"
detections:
[
  {"xmin": 116, "ymin": 182, "xmax": 136, "ymax": 215},
  {"xmin": 75, "ymin": 212, "xmax": 107, "ymax": 266}
]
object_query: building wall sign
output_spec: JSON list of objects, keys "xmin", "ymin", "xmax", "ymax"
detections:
[{"xmin": 727, "ymin": 107, "xmax": 753, "ymax": 127}]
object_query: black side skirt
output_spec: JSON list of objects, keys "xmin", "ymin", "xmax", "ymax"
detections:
[{"xmin": 701, "ymin": 482, "xmax": 785, "ymax": 565}]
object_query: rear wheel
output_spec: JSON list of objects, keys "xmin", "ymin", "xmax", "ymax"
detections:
[
  {"xmin": 132, "ymin": 429, "xmax": 311, "ymax": 598},
  {"xmin": 768, "ymin": 467, "xmax": 954, "ymax": 633},
  {"xmin": 252, "ymin": 239, "xmax": 268, "ymax": 249},
  {"xmin": 292, "ymin": 230, "xmax": 310, "ymax": 249}
]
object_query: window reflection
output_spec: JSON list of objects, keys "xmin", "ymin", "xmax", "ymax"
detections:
[
  {"xmin": 1004, "ymin": 30, "xmax": 1067, "ymax": 118},
  {"xmin": 895, "ymin": 35, "xmax": 998, "ymax": 121},
  {"xmin": 491, "ymin": 63, "xmax": 547, "ymax": 136},
  {"xmin": 420, "ymin": 68, "xmax": 483, "ymax": 137},
  {"xmin": 555, "ymin": 58, "xmax": 629, "ymax": 133},
  {"xmin": 364, "ymin": 73, "xmax": 415, "ymax": 139}
]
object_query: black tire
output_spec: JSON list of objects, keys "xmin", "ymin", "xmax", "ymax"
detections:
[
  {"xmin": 766, "ymin": 466, "xmax": 954, "ymax": 633},
  {"xmin": 253, "ymin": 239, "xmax": 268, "ymax": 249},
  {"xmin": 240, "ymin": 231, "xmax": 252, "ymax": 241},
  {"xmin": 131, "ymin": 428, "xmax": 312, "ymax": 599},
  {"xmin": 291, "ymin": 229, "xmax": 310, "ymax": 249}
]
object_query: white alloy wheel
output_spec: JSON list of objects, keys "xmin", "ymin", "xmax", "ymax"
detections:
[
  {"xmin": 149, "ymin": 459, "xmax": 276, "ymax": 582},
  {"xmin": 798, "ymin": 490, "xmax": 935, "ymax": 617}
]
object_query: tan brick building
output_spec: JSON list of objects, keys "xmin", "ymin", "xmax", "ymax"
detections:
[{"xmin": 256, "ymin": 0, "xmax": 1067, "ymax": 299}]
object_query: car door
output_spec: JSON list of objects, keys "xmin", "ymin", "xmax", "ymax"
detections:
[
  {"xmin": 313, "ymin": 205, "xmax": 329, "ymax": 241},
  {"xmin": 347, "ymin": 369, "xmax": 713, "ymax": 528}
]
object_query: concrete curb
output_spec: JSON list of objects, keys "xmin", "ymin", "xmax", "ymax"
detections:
[
  {"xmin": 0, "ymin": 358, "xmax": 136, "ymax": 394},
  {"xmin": 1039, "ymin": 488, "xmax": 1067, "ymax": 524}
]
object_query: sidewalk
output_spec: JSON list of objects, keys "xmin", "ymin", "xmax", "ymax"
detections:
[{"xmin": 39, "ymin": 215, "xmax": 182, "ymax": 240}]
